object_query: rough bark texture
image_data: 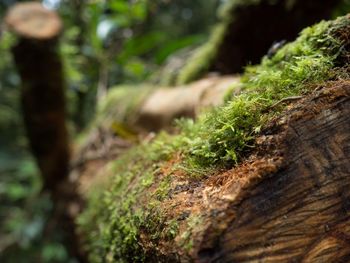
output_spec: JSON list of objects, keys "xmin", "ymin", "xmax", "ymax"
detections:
[
  {"xmin": 76, "ymin": 81, "xmax": 350, "ymax": 262},
  {"xmin": 5, "ymin": 3, "xmax": 86, "ymax": 261},
  {"xmin": 6, "ymin": 2, "xmax": 69, "ymax": 191},
  {"xmin": 200, "ymin": 83, "xmax": 350, "ymax": 262},
  {"xmin": 157, "ymin": 82, "xmax": 350, "ymax": 262}
]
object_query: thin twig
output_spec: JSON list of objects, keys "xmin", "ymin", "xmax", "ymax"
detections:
[{"xmin": 268, "ymin": 95, "xmax": 304, "ymax": 110}]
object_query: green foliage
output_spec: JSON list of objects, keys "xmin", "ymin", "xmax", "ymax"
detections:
[
  {"xmin": 0, "ymin": 153, "xmax": 75, "ymax": 263},
  {"xmin": 175, "ymin": 0, "xmax": 238, "ymax": 84},
  {"xmin": 56, "ymin": 0, "xmax": 221, "ymax": 129},
  {"xmin": 0, "ymin": 32, "xmax": 23, "ymax": 148}
]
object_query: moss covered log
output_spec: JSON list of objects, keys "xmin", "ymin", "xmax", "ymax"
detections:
[
  {"xmin": 77, "ymin": 15, "xmax": 350, "ymax": 262},
  {"xmin": 176, "ymin": 0, "xmax": 344, "ymax": 85}
]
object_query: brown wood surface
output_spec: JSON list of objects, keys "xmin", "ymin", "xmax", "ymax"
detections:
[
  {"xmin": 203, "ymin": 84, "xmax": 350, "ymax": 262},
  {"xmin": 5, "ymin": 2, "xmax": 62, "ymax": 40},
  {"xmin": 75, "ymin": 82, "xmax": 350, "ymax": 262},
  {"xmin": 6, "ymin": 2, "xmax": 69, "ymax": 191},
  {"xmin": 144, "ymin": 83, "xmax": 350, "ymax": 262}
]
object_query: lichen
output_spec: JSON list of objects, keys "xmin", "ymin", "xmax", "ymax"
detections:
[{"xmin": 77, "ymin": 15, "xmax": 350, "ymax": 262}]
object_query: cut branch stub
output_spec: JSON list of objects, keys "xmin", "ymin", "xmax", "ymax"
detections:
[
  {"xmin": 5, "ymin": 3, "xmax": 82, "ymax": 259},
  {"xmin": 5, "ymin": 2, "xmax": 62, "ymax": 40},
  {"xmin": 5, "ymin": 2, "xmax": 69, "ymax": 191}
]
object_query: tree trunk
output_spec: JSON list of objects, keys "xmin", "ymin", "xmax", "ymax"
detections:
[
  {"xmin": 6, "ymin": 2, "xmax": 69, "ymax": 191},
  {"xmin": 211, "ymin": 0, "xmax": 342, "ymax": 74},
  {"xmin": 5, "ymin": 3, "xmax": 87, "ymax": 262}
]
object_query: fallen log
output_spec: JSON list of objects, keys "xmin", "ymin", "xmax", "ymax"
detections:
[
  {"xmin": 76, "ymin": 14, "xmax": 350, "ymax": 262},
  {"xmin": 76, "ymin": 82, "xmax": 350, "ymax": 263}
]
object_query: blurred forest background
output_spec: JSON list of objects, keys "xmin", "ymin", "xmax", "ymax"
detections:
[
  {"xmin": 1, "ymin": 0, "xmax": 350, "ymax": 262},
  {"xmin": 0, "ymin": 0, "xmax": 220, "ymax": 262}
]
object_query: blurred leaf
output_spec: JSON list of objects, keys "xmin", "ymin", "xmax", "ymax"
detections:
[
  {"xmin": 110, "ymin": 1, "xmax": 129, "ymax": 13},
  {"xmin": 131, "ymin": 2, "xmax": 147, "ymax": 20},
  {"xmin": 124, "ymin": 58, "xmax": 147, "ymax": 79},
  {"xmin": 118, "ymin": 31, "xmax": 165, "ymax": 63},
  {"xmin": 6, "ymin": 183, "xmax": 28, "ymax": 200},
  {"xmin": 42, "ymin": 243, "xmax": 68, "ymax": 262},
  {"xmin": 155, "ymin": 35, "xmax": 205, "ymax": 64}
]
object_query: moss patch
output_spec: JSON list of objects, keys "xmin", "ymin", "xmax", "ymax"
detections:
[
  {"xmin": 176, "ymin": 16, "xmax": 349, "ymax": 171},
  {"xmin": 77, "ymin": 135, "xmax": 178, "ymax": 262},
  {"xmin": 176, "ymin": 24, "xmax": 226, "ymax": 85},
  {"xmin": 78, "ymin": 15, "xmax": 350, "ymax": 262}
]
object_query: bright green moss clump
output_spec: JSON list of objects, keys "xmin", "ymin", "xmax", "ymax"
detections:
[
  {"xmin": 177, "ymin": 17, "xmax": 349, "ymax": 170},
  {"xmin": 78, "ymin": 137, "xmax": 177, "ymax": 262},
  {"xmin": 78, "ymin": 15, "xmax": 350, "ymax": 262}
]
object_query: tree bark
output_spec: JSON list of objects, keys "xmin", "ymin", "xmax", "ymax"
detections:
[
  {"xmin": 76, "ymin": 81, "xmax": 350, "ymax": 262},
  {"xmin": 5, "ymin": 3, "xmax": 87, "ymax": 262},
  {"xmin": 199, "ymin": 83, "xmax": 350, "ymax": 262},
  {"xmin": 6, "ymin": 2, "xmax": 69, "ymax": 191}
]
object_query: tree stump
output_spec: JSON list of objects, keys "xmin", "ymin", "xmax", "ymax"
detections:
[
  {"xmin": 5, "ymin": 3, "xmax": 86, "ymax": 261},
  {"xmin": 5, "ymin": 2, "xmax": 69, "ymax": 191}
]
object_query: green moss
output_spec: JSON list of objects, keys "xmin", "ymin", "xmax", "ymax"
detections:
[
  {"xmin": 78, "ymin": 15, "xmax": 350, "ymax": 262},
  {"xmin": 179, "ymin": 215, "xmax": 203, "ymax": 251},
  {"xmin": 332, "ymin": 0, "xmax": 350, "ymax": 18},
  {"xmin": 97, "ymin": 84, "xmax": 153, "ymax": 126},
  {"xmin": 173, "ymin": 16, "xmax": 350, "ymax": 172},
  {"xmin": 175, "ymin": 0, "xmax": 260, "ymax": 85},
  {"xmin": 77, "ymin": 135, "xmax": 178, "ymax": 262},
  {"xmin": 176, "ymin": 24, "xmax": 226, "ymax": 85}
]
